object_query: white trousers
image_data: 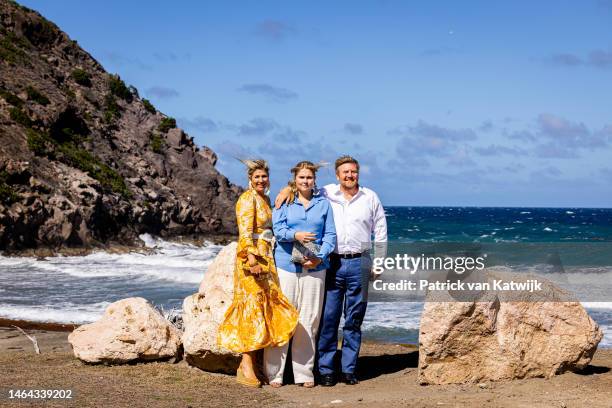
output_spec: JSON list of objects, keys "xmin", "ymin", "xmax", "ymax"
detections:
[{"xmin": 264, "ymin": 267, "xmax": 326, "ymax": 384}]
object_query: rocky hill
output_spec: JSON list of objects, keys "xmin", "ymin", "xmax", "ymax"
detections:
[{"xmin": 0, "ymin": 0, "xmax": 241, "ymax": 251}]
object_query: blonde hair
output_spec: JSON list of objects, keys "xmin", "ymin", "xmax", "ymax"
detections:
[
  {"xmin": 334, "ymin": 155, "xmax": 359, "ymax": 172},
  {"xmin": 290, "ymin": 161, "xmax": 322, "ymax": 179},
  {"xmin": 287, "ymin": 161, "xmax": 325, "ymax": 195},
  {"xmin": 238, "ymin": 158, "xmax": 269, "ymax": 178}
]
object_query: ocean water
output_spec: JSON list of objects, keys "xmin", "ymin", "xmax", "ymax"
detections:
[{"xmin": 0, "ymin": 207, "xmax": 610, "ymax": 348}]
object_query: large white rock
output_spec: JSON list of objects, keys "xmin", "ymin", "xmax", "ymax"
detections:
[
  {"xmin": 182, "ymin": 242, "xmax": 240, "ymax": 373},
  {"xmin": 68, "ymin": 297, "xmax": 182, "ymax": 364},
  {"xmin": 418, "ymin": 268, "xmax": 603, "ymax": 384}
]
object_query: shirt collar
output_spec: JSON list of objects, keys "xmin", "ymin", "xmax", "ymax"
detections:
[
  {"xmin": 330, "ymin": 184, "xmax": 365, "ymax": 200},
  {"xmin": 291, "ymin": 190, "xmax": 324, "ymax": 206}
]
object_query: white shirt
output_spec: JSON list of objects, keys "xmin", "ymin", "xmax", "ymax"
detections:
[{"xmin": 321, "ymin": 184, "xmax": 387, "ymax": 258}]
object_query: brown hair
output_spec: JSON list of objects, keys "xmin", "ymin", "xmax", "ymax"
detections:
[{"xmin": 334, "ymin": 155, "xmax": 359, "ymax": 172}]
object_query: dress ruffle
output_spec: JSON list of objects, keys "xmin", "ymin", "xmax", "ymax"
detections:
[{"xmin": 218, "ymin": 278, "xmax": 297, "ymax": 352}]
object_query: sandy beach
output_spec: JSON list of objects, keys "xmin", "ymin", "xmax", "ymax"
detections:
[{"xmin": 0, "ymin": 321, "xmax": 610, "ymax": 408}]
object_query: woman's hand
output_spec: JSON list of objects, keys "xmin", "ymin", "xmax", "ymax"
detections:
[
  {"xmin": 247, "ymin": 254, "xmax": 262, "ymax": 275},
  {"xmin": 249, "ymin": 264, "xmax": 263, "ymax": 275},
  {"xmin": 294, "ymin": 231, "xmax": 316, "ymax": 243},
  {"xmin": 302, "ymin": 257, "xmax": 322, "ymax": 270}
]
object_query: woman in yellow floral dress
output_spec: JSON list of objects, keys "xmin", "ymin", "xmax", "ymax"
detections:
[{"xmin": 217, "ymin": 159, "xmax": 298, "ymax": 388}]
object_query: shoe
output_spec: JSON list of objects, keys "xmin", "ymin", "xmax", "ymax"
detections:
[
  {"xmin": 236, "ymin": 366, "xmax": 261, "ymax": 388},
  {"xmin": 341, "ymin": 373, "xmax": 359, "ymax": 385},
  {"xmin": 319, "ymin": 373, "xmax": 336, "ymax": 387}
]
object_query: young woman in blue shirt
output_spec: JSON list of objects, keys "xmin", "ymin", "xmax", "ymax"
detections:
[{"xmin": 263, "ymin": 161, "xmax": 336, "ymax": 388}]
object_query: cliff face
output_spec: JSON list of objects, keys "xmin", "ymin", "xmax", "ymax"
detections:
[{"xmin": 0, "ymin": 0, "xmax": 241, "ymax": 250}]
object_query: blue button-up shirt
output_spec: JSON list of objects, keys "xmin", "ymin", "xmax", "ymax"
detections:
[{"xmin": 272, "ymin": 193, "xmax": 337, "ymax": 273}]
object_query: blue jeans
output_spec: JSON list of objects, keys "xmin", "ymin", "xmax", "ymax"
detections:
[{"xmin": 317, "ymin": 254, "xmax": 370, "ymax": 375}]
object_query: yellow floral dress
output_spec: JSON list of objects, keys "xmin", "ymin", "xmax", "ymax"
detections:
[{"xmin": 217, "ymin": 189, "xmax": 298, "ymax": 353}]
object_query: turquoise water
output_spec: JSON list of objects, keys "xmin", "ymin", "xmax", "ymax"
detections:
[{"xmin": 386, "ymin": 206, "xmax": 612, "ymax": 243}]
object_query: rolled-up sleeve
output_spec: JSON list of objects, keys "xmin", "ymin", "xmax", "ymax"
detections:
[
  {"xmin": 317, "ymin": 201, "xmax": 337, "ymax": 260},
  {"xmin": 371, "ymin": 193, "xmax": 388, "ymax": 262},
  {"xmin": 272, "ymin": 204, "xmax": 297, "ymax": 242}
]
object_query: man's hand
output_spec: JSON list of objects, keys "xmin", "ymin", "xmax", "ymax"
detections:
[
  {"xmin": 274, "ymin": 186, "xmax": 293, "ymax": 209},
  {"xmin": 302, "ymin": 257, "xmax": 322, "ymax": 270},
  {"xmin": 294, "ymin": 231, "xmax": 316, "ymax": 243}
]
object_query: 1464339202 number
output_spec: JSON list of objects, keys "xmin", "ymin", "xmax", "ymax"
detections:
[{"xmin": 8, "ymin": 389, "xmax": 73, "ymax": 399}]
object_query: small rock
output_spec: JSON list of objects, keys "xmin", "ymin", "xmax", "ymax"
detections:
[{"xmin": 146, "ymin": 190, "xmax": 159, "ymax": 201}]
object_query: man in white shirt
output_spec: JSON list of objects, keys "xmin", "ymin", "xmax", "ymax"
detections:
[
  {"xmin": 315, "ymin": 156, "xmax": 387, "ymax": 386},
  {"xmin": 275, "ymin": 155, "xmax": 387, "ymax": 386},
  {"xmin": 318, "ymin": 156, "xmax": 387, "ymax": 386}
]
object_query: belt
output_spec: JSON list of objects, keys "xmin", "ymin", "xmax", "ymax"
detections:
[
  {"xmin": 253, "ymin": 229, "xmax": 273, "ymax": 242},
  {"xmin": 332, "ymin": 252, "xmax": 363, "ymax": 259}
]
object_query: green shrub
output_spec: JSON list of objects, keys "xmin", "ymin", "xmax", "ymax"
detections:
[
  {"xmin": 0, "ymin": 183, "xmax": 19, "ymax": 204},
  {"xmin": 22, "ymin": 117, "xmax": 130, "ymax": 198},
  {"xmin": 103, "ymin": 94, "xmax": 121, "ymax": 123},
  {"xmin": 57, "ymin": 142, "xmax": 131, "ymax": 198},
  {"xmin": 0, "ymin": 32, "xmax": 29, "ymax": 64},
  {"xmin": 96, "ymin": 164, "xmax": 131, "ymax": 198},
  {"xmin": 149, "ymin": 132, "xmax": 164, "ymax": 154},
  {"xmin": 25, "ymin": 86, "xmax": 50, "ymax": 105},
  {"xmin": 142, "ymin": 98, "xmax": 156, "ymax": 114},
  {"xmin": 24, "ymin": 128, "xmax": 131, "ymax": 198},
  {"xmin": 9, "ymin": 107, "xmax": 32, "ymax": 127},
  {"xmin": 26, "ymin": 128, "xmax": 53, "ymax": 156},
  {"xmin": 0, "ymin": 171, "xmax": 19, "ymax": 205},
  {"xmin": 158, "ymin": 117, "xmax": 176, "ymax": 133},
  {"xmin": 0, "ymin": 90, "xmax": 23, "ymax": 107},
  {"xmin": 108, "ymin": 74, "xmax": 132, "ymax": 102},
  {"xmin": 60, "ymin": 86, "xmax": 76, "ymax": 101},
  {"xmin": 71, "ymin": 69, "xmax": 92, "ymax": 87}
]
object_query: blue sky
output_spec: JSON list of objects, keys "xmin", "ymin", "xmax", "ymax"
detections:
[{"xmin": 20, "ymin": 0, "xmax": 612, "ymax": 207}]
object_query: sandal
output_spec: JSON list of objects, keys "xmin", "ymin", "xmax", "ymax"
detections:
[
  {"xmin": 236, "ymin": 366, "xmax": 261, "ymax": 388},
  {"xmin": 269, "ymin": 381, "xmax": 283, "ymax": 388},
  {"xmin": 301, "ymin": 382, "xmax": 315, "ymax": 388}
]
